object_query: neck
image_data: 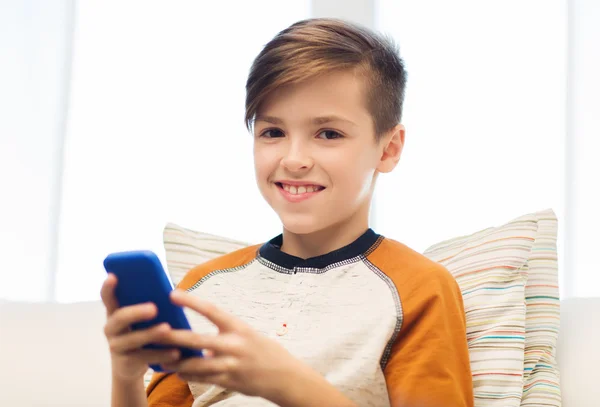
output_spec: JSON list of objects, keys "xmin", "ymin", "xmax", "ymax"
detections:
[{"xmin": 280, "ymin": 206, "xmax": 371, "ymax": 259}]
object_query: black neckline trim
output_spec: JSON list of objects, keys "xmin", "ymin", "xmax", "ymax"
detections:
[{"xmin": 258, "ymin": 229, "xmax": 381, "ymax": 271}]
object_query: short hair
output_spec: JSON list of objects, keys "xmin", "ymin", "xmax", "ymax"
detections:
[{"xmin": 245, "ymin": 18, "xmax": 407, "ymax": 138}]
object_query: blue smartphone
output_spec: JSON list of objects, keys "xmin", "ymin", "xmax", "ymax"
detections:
[{"xmin": 103, "ymin": 250, "xmax": 203, "ymax": 372}]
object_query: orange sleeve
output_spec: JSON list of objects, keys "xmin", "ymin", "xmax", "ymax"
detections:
[
  {"xmin": 368, "ymin": 240, "xmax": 474, "ymax": 407},
  {"xmin": 146, "ymin": 372, "xmax": 194, "ymax": 407},
  {"xmin": 146, "ymin": 245, "xmax": 260, "ymax": 406}
]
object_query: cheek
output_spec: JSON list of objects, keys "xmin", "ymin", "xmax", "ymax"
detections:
[
  {"xmin": 253, "ymin": 145, "xmax": 275, "ymax": 179},
  {"xmin": 254, "ymin": 144, "xmax": 281, "ymax": 189},
  {"xmin": 346, "ymin": 168, "xmax": 375, "ymax": 199},
  {"xmin": 327, "ymin": 148, "xmax": 377, "ymax": 196}
]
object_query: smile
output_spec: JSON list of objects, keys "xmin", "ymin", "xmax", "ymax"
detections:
[{"xmin": 275, "ymin": 182, "xmax": 325, "ymax": 202}]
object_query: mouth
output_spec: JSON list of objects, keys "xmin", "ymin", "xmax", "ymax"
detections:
[
  {"xmin": 274, "ymin": 182, "xmax": 326, "ymax": 202},
  {"xmin": 275, "ymin": 182, "xmax": 325, "ymax": 195}
]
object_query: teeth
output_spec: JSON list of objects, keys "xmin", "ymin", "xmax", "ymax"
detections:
[{"xmin": 280, "ymin": 183, "xmax": 322, "ymax": 195}]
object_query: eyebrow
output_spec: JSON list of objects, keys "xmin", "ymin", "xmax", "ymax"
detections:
[
  {"xmin": 254, "ymin": 115, "xmax": 283, "ymax": 125},
  {"xmin": 254, "ymin": 115, "xmax": 357, "ymax": 127}
]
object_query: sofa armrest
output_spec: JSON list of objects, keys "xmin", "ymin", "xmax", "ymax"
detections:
[{"xmin": 557, "ymin": 297, "xmax": 600, "ymax": 407}]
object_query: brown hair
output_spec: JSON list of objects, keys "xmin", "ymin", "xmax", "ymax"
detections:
[{"xmin": 245, "ymin": 18, "xmax": 407, "ymax": 138}]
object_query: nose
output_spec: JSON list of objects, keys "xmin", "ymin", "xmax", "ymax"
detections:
[{"xmin": 281, "ymin": 139, "xmax": 313, "ymax": 172}]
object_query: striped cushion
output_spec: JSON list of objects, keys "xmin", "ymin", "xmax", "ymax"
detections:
[
  {"xmin": 424, "ymin": 214, "xmax": 534, "ymax": 406},
  {"xmin": 520, "ymin": 209, "xmax": 561, "ymax": 406},
  {"xmin": 144, "ymin": 224, "xmax": 250, "ymax": 389},
  {"xmin": 163, "ymin": 223, "xmax": 249, "ymax": 287},
  {"xmin": 157, "ymin": 212, "xmax": 561, "ymax": 404},
  {"xmin": 423, "ymin": 209, "xmax": 561, "ymax": 407}
]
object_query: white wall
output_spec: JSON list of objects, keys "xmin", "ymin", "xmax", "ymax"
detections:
[
  {"xmin": 376, "ymin": 0, "xmax": 568, "ymax": 291},
  {"xmin": 0, "ymin": 1, "xmax": 73, "ymax": 301},
  {"xmin": 312, "ymin": 0, "xmax": 374, "ymax": 28}
]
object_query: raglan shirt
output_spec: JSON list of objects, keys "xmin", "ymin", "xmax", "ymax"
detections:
[{"xmin": 146, "ymin": 229, "xmax": 474, "ymax": 407}]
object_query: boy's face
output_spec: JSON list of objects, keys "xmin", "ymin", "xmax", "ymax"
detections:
[{"xmin": 253, "ymin": 69, "xmax": 402, "ymax": 235}]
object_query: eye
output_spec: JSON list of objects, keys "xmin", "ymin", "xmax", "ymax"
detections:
[
  {"xmin": 316, "ymin": 130, "xmax": 343, "ymax": 140},
  {"xmin": 260, "ymin": 128, "xmax": 285, "ymax": 138}
]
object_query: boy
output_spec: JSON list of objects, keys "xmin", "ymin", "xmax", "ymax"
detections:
[{"xmin": 101, "ymin": 18, "xmax": 474, "ymax": 407}]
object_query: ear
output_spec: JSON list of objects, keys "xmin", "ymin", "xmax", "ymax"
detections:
[{"xmin": 376, "ymin": 124, "xmax": 405, "ymax": 173}]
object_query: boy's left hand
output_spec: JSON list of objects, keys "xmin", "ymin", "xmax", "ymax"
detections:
[{"xmin": 159, "ymin": 289, "xmax": 307, "ymax": 401}]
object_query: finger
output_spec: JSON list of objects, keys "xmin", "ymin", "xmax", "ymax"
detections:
[
  {"xmin": 131, "ymin": 348, "xmax": 182, "ymax": 365},
  {"xmin": 162, "ymin": 355, "xmax": 237, "ymax": 376},
  {"xmin": 108, "ymin": 323, "xmax": 170, "ymax": 353},
  {"xmin": 104, "ymin": 302, "xmax": 157, "ymax": 337},
  {"xmin": 170, "ymin": 290, "xmax": 244, "ymax": 333},
  {"xmin": 159, "ymin": 330, "xmax": 241, "ymax": 355},
  {"xmin": 100, "ymin": 274, "xmax": 120, "ymax": 315}
]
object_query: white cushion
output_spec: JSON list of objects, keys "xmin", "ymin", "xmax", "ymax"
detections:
[
  {"xmin": 0, "ymin": 301, "xmax": 111, "ymax": 407},
  {"xmin": 557, "ymin": 297, "xmax": 600, "ymax": 407}
]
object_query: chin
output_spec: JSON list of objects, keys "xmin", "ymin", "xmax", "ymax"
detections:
[{"xmin": 279, "ymin": 214, "xmax": 327, "ymax": 235}]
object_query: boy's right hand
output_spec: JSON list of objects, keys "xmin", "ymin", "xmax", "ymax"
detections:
[{"xmin": 101, "ymin": 273, "xmax": 181, "ymax": 383}]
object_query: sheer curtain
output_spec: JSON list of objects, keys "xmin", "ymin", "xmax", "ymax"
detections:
[
  {"xmin": 565, "ymin": 0, "xmax": 600, "ymax": 298},
  {"xmin": 0, "ymin": 0, "xmax": 73, "ymax": 301},
  {"xmin": 3, "ymin": 1, "xmax": 598, "ymax": 302},
  {"xmin": 375, "ymin": 0, "xmax": 569, "ymax": 295},
  {"xmin": 375, "ymin": 0, "xmax": 600, "ymax": 299},
  {"xmin": 55, "ymin": 1, "xmax": 310, "ymax": 302}
]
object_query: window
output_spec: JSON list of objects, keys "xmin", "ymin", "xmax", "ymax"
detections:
[
  {"xmin": 375, "ymin": 0, "xmax": 568, "ymax": 294},
  {"xmin": 56, "ymin": 1, "xmax": 310, "ymax": 302}
]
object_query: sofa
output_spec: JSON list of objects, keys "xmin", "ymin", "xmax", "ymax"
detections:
[
  {"xmin": 2, "ymin": 208, "xmax": 596, "ymax": 406},
  {"xmin": 0, "ymin": 297, "xmax": 598, "ymax": 406}
]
